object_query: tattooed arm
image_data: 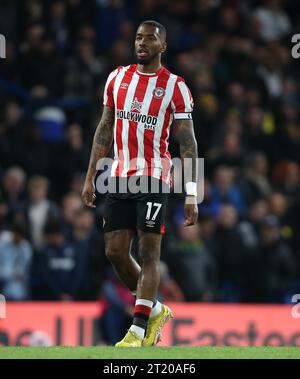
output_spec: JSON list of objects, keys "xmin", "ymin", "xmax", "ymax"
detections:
[
  {"xmin": 174, "ymin": 118, "xmax": 198, "ymax": 226},
  {"xmin": 82, "ymin": 106, "xmax": 115, "ymax": 208},
  {"xmin": 174, "ymin": 119, "xmax": 198, "ymax": 181}
]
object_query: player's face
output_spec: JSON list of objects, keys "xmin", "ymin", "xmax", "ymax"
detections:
[{"xmin": 135, "ymin": 25, "xmax": 166, "ymax": 65}]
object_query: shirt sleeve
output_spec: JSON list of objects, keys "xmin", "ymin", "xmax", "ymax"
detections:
[
  {"xmin": 172, "ymin": 79, "xmax": 194, "ymax": 120},
  {"xmin": 103, "ymin": 68, "xmax": 118, "ymax": 108}
]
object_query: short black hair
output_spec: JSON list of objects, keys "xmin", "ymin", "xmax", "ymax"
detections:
[{"xmin": 138, "ymin": 20, "xmax": 167, "ymax": 41}]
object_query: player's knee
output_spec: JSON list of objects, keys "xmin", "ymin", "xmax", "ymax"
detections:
[{"xmin": 105, "ymin": 244, "xmax": 124, "ymax": 264}]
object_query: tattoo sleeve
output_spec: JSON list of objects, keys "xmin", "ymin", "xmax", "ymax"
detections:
[
  {"xmin": 174, "ymin": 118, "xmax": 198, "ymax": 183},
  {"xmin": 86, "ymin": 105, "xmax": 115, "ymax": 181}
]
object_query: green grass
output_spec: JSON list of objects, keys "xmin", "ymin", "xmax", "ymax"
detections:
[{"xmin": 0, "ymin": 346, "xmax": 300, "ymax": 359}]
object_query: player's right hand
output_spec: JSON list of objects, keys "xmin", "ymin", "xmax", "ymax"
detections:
[{"xmin": 82, "ymin": 180, "xmax": 96, "ymax": 208}]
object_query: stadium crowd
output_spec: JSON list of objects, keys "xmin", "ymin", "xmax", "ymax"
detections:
[{"xmin": 1, "ymin": 0, "xmax": 300, "ymax": 310}]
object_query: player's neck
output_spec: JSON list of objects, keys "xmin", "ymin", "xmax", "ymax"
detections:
[{"xmin": 137, "ymin": 61, "xmax": 162, "ymax": 75}]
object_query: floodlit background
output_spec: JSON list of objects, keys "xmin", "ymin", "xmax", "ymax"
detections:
[{"xmin": 0, "ymin": 0, "xmax": 300, "ymax": 346}]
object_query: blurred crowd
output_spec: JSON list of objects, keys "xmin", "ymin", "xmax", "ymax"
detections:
[{"xmin": 1, "ymin": 0, "xmax": 300, "ymax": 310}]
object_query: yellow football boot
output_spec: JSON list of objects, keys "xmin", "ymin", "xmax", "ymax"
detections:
[
  {"xmin": 143, "ymin": 304, "xmax": 174, "ymax": 346},
  {"xmin": 115, "ymin": 330, "xmax": 143, "ymax": 347}
]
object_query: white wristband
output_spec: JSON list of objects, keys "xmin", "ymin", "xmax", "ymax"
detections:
[{"xmin": 185, "ymin": 182, "xmax": 197, "ymax": 197}]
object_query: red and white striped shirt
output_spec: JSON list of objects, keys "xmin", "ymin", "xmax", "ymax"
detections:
[{"xmin": 103, "ymin": 64, "xmax": 193, "ymax": 183}]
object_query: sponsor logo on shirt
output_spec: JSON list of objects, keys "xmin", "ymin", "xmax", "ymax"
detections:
[
  {"xmin": 146, "ymin": 220, "xmax": 156, "ymax": 227},
  {"xmin": 116, "ymin": 109, "xmax": 158, "ymax": 131}
]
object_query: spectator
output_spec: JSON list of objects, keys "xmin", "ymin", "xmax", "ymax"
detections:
[
  {"xmin": 208, "ymin": 132, "xmax": 245, "ymax": 173},
  {"xmin": 240, "ymin": 152, "xmax": 272, "ymax": 205},
  {"xmin": 69, "ymin": 208, "xmax": 99, "ymax": 299},
  {"xmin": 214, "ymin": 204, "xmax": 245, "ymax": 301},
  {"xmin": 61, "ymin": 192, "xmax": 83, "ymax": 239},
  {"xmin": 26, "ymin": 176, "xmax": 60, "ymax": 250},
  {"xmin": 32, "ymin": 219, "xmax": 88, "ymax": 300},
  {"xmin": 165, "ymin": 223, "xmax": 217, "ymax": 302},
  {"xmin": 198, "ymin": 214, "xmax": 217, "ymax": 253},
  {"xmin": 63, "ymin": 39, "xmax": 105, "ymax": 98},
  {"xmin": 47, "ymin": 0, "xmax": 69, "ymax": 51},
  {"xmin": 268, "ymin": 192, "xmax": 290, "ymax": 227},
  {"xmin": 255, "ymin": 215, "xmax": 296, "ymax": 302},
  {"xmin": 253, "ymin": 0, "xmax": 291, "ymax": 42},
  {"xmin": 55, "ymin": 123, "xmax": 89, "ymax": 194},
  {"xmin": 268, "ymin": 191, "xmax": 297, "ymax": 244},
  {"xmin": 244, "ymin": 107, "xmax": 280, "ymax": 164},
  {"xmin": 238, "ymin": 199, "xmax": 269, "ymax": 248},
  {"xmin": 0, "ymin": 101, "xmax": 26, "ymax": 168},
  {"xmin": 95, "ymin": 0, "xmax": 130, "ymax": 52},
  {"xmin": 18, "ymin": 24, "xmax": 63, "ymax": 96},
  {"xmin": 0, "ymin": 220, "xmax": 33, "ymax": 300},
  {"xmin": 237, "ymin": 200, "xmax": 269, "ymax": 302},
  {"xmin": 257, "ymin": 45, "xmax": 284, "ymax": 99},
  {"xmin": 272, "ymin": 160, "xmax": 300, "ymax": 201},
  {"xmin": 69, "ymin": 172, "xmax": 86, "ymax": 198},
  {"xmin": 2, "ymin": 166, "xmax": 26, "ymax": 207},
  {"xmin": 210, "ymin": 166, "xmax": 247, "ymax": 217}
]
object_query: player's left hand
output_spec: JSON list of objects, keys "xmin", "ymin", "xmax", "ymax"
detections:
[{"xmin": 184, "ymin": 196, "xmax": 198, "ymax": 226}]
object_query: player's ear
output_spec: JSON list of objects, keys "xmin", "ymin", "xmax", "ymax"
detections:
[{"xmin": 161, "ymin": 41, "xmax": 167, "ymax": 54}]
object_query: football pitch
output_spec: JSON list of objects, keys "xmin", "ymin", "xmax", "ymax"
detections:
[{"xmin": 0, "ymin": 346, "xmax": 300, "ymax": 359}]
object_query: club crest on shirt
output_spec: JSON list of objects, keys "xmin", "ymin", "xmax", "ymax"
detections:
[
  {"xmin": 153, "ymin": 87, "xmax": 165, "ymax": 99},
  {"xmin": 130, "ymin": 97, "xmax": 143, "ymax": 112},
  {"xmin": 120, "ymin": 82, "xmax": 129, "ymax": 89}
]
